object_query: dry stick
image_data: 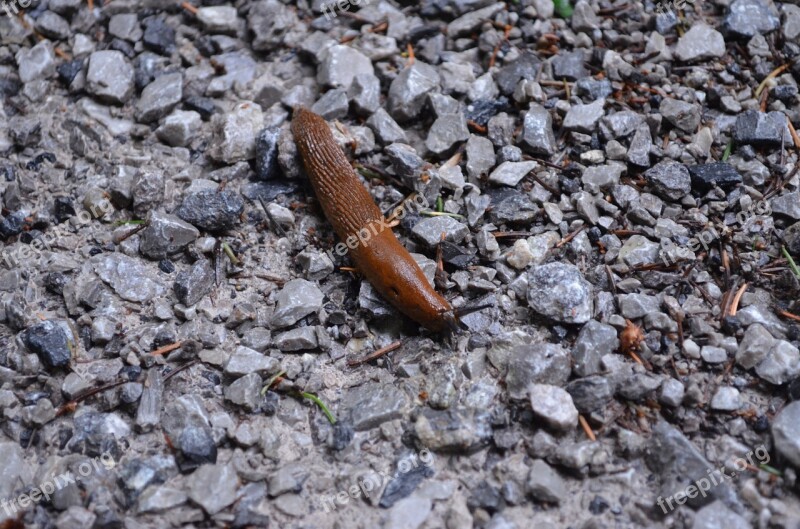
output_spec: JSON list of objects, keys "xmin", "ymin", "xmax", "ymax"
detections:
[
  {"xmin": 406, "ymin": 42, "xmax": 415, "ymax": 66},
  {"xmin": 181, "ymin": 1, "xmax": 199, "ymax": 14},
  {"xmin": 116, "ymin": 222, "xmax": 148, "ymax": 243},
  {"xmin": 729, "ymin": 282, "xmax": 749, "ymax": 316},
  {"xmin": 579, "ymin": 415, "xmax": 597, "ymax": 442},
  {"xmin": 556, "ymin": 225, "xmax": 585, "ymax": 248},
  {"xmin": 150, "ymin": 341, "xmax": 183, "ymax": 356},
  {"xmin": 787, "ymin": 118, "xmax": 800, "ymax": 150},
  {"xmin": 527, "ymin": 168, "xmax": 561, "ymax": 195},
  {"xmin": 348, "ymin": 340, "xmax": 403, "ymax": 367},
  {"xmin": 755, "ymin": 62, "xmax": 790, "ymax": 98},
  {"xmin": 259, "ymin": 197, "xmax": 287, "ymax": 237},
  {"xmin": 779, "ymin": 310, "xmax": 800, "ymax": 323},
  {"xmin": 604, "ymin": 264, "xmax": 617, "ymax": 295},
  {"xmin": 163, "ymin": 359, "xmax": 199, "ymax": 382}
]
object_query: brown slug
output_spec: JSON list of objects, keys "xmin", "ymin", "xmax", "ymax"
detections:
[{"xmin": 291, "ymin": 107, "xmax": 461, "ymax": 333}]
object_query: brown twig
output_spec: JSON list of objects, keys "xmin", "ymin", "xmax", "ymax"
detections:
[
  {"xmin": 181, "ymin": 1, "xmax": 198, "ymax": 14},
  {"xmin": 150, "ymin": 341, "xmax": 183, "ymax": 356},
  {"xmin": 556, "ymin": 226, "xmax": 585, "ymax": 248},
  {"xmin": 348, "ymin": 340, "xmax": 402, "ymax": 367},
  {"xmin": 788, "ymin": 119, "xmax": 800, "ymax": 150},
  {"xmin": 579, "ymin": 415, "xmax": 597, "ymax": 441},
  {"xmin": 779, "ymin": 310, "xmax": 800, "ymax": 323},
  {"xmin": 729, "ymin": 282, "xmax": 748, "ymax": 316}
]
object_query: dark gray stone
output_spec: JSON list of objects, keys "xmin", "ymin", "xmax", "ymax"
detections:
[
  {"xmin": 22, "ymin": 321, "xmax": 71, "ymax": 368},
  {"xmin": 174, "ymin": 260, "xmax": 215, "ymax": 306},
  {"xmin": 176, "ymin": 190, "xmax": 244, "ymax": 232}
]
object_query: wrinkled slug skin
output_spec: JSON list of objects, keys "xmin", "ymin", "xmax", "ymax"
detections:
[{"xmin": 291, "ymin": 108, "xmax": 453, "ymax": 332}]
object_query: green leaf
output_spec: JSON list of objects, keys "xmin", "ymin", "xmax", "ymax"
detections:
[{"xmin": 553, "ymin": 0, "xmax": 574, "ymax": 18}]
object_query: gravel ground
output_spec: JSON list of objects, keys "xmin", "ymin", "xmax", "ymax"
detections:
[{"xmin": 2, "ymin": 0, "xmax": 800, "ymax": 528}]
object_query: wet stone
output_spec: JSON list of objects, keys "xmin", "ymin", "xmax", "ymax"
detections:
[
  {"xmin": 688, "ymin": 162, "xmax": 742, "ymax": 191},
  {"xmin": 659, "ymin": 379, "xmax": 685, "ymax": 407},
  {"xmin": 86, "ymin": 51, "xmax": 135, "ymax": 105},
  {"xmin": 573, "ymin": 320, "xmax": 619, "ymax": 377},
  {"xmin": 660, "ymin": 98, "xmax": 701, "ymax": 132},
  {"xmin": 755, "ymin": 340, "xmax": 800, "ymax": 385},
  {"xmin": 412, "ymin": 216, "xmax": 469, "ymax": 247},
  {"xmin": 526, "ymin": 460, "xmax": 567, "ymax": 504},
  {"xmin": 646, "ymin": 421, "xmax": 741, "ymax": 510},
  {"xmin": 563, "ymin": 99, "xmax": 605, "ymax": 133},
  {"xmin": 318, "ymin": 45, "xmax": 374, "ymax": 88},
  {"xmin": 489, "ymin": 191, "xmax": 538, "ymax": 225},
  {"xmin": 196, "ymin": 6, "xmax": 240, "ymax": 34},
  {"xmin": 528, "ymin": 383, "xmax": 578, "ymax": 431},
  {"xmin": 349, "ymin": 72, "xmax": 381, "ymax": 115},
  {"xmin": 95, "ymin": 253, "xmax": 167, "ymax": 303},
  {"xmin": 504, "ymin": 343, "xmax": 571, "ymax": 399},
  {"xmin": 22, "ymin": 320, "xmax": 71, "ymax": 369},
  {"xmin": 551, "ymin": 51, "xmax": 587, "ymax": 81},
  {"xmin": 465, "ymin": 98, "xmax": 509, "ymax": 127},
  {"xmin": 645, "ymin": 161, "xmax": 691, "ymax": 200},
  {"xmin": 367, "ymin": 108, "xmax": 407, "ymax": 144},
  {"xmin": 311, "ymin": 88, "xmax": 349, "ymax": 120},
  {"xmin": 136, "ymin": 73, "xmax": 183, "ymax": 123},
  {"xmin": 174, "ymin": 260, "xmax": 215, "ymax": 306},
  {"xmin": 139, "ymin": 211, "xmax": 199, "ymax": 260},
  {"xmin": 209, "ymin": 102, "xmax": 265, "ymax": 163},
  {"xmin": 415, "ymin": 407, "xmax": 492, "ymax": 452},
  {"xmin": 178, "ymin": 425, "xmax": 217, "ymax": 472},
  {"xmin": 143, "ymin": 17, "xmax": 176, "ymax": 56},
  {"xmin": 249, "ymin": 0, "xmax": 299, "ymax": 52},
  {"xmin": 488, "ymin": 161, "xmax": 537, "ymax": 187},
  {"xmin": 723, "ymin": 0, "xmax": 780, "ymax": 38},
  {"xmin": 575, "ymin": 77, "xmax": 612, "ymax": 100},
  {"xmin": 187, "ymin": 463, "xmax": 238, "ymax": 515},
  {"xmin": 674, "ymin": 24, "xmax": 726, "ymax": 61},
  {"xmin": 224, "ymin": 373, "xmax": 263, "ymax": 410},
  {"xmin": 770, "ymin": 192, "xmax": 800, "ymax": 220},
  {"xmin": 176, "ymin": 189, "xmax": 245, "ymax": 232},
  {"xmin": 16, "ymin": 41, "xmax": 56, "ymax": 83},
  {"xmin": 388, "ymin": 61, "xmax": 441, "ymax": 121},
  {"xmin": 527, "ymin": 263, "xmax": 593, "ymax": 324},
  {"xmin": 109, "ymin": 13, "xmax": 142, "ymax": 42},
  {"xmin": 495, "ymin": 51, "xmax": 540, "ymax": 95},
  {"xmin": 710, "ymin": 387, "xmax": 741, "ymax": 411},
  {"xmin": 269, "ymin": 279, "xmax": 324, "ymax": 329},
  {"xmin": 466, "ymin": 135, "xmax": 496, "ymax": 179},
  {"xmin": 691, "ymin": 501, "xmax": 750, "ymax": 529},
  {"xmin": 734, "ymin": 110, "xmax": 783, "ymax": 147},
  {"xmin": 274, "ymin": 327, "xmax": 318, "ymax": 351},
  {"xmin": 426, "ymin": 113, "xmax": 469, "ymax": 156},
  {"xmin": 618, "ymin": 234, "xmax": 660, "ymax": 267},
  {"xmin": 342, "ymin": 382, "xmax": 408, "ymax": 431},
  {"xmin": 156, "ymin": 110, "xmax": 202, "ymax": 147},
  {"xmin": 772, "ymin": 401, "xmax": 800, "ymax": 468},
  {"xmin": 36, "ymin": 12, "xmax": 70, "ymax": 40},
  {"xmin": 520, "ymin": 104, "xmax": 556, "ymax": 156}
]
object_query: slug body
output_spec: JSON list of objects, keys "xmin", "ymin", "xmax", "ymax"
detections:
[{"xmin": 292, "ymin": 108, "xmax": 456, "ymax": 332}]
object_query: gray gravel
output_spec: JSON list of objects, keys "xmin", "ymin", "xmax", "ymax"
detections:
[{"xmin": 2, "ymin": 0, "xmax": 800, "ymax": 528}]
